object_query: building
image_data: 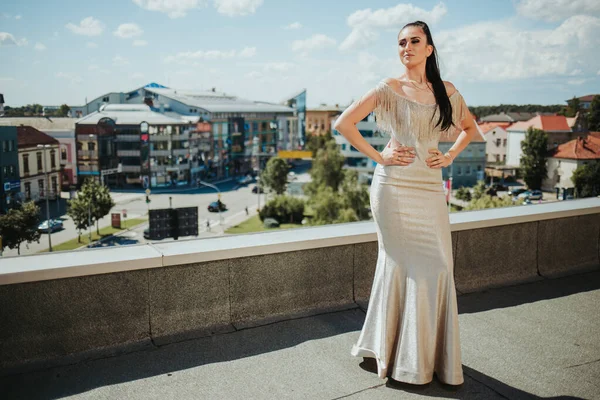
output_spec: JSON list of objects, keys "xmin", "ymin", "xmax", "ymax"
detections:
[
  {"xmin": 543, "ymin": 135, "xmax": 600, "ymax": 196},
  {"xmin": 506, "ymin": 115, "xmax": 588, "ymax": 167},
  {"xmin": 0, "ymin": 126, "xmax": 20, "ymax": 213},
  {"xmin": 332, "ymin": 112, "xmax": 388, "ymax": 181},
  {"xmin": 306, "ymin": 104, "xmax": 344, "ymax": 137},
  {"xmin": 479, "ymin": 122, "xmax": 512, "ymax": 163},
  {"xmin": 439, "ymin": 129, "xmax": 487, "ymax": 188},
  {"xmin": 72, "ymin": 83, "xmax": 297, "ymax": 182},
  {"xmin": 480, "ymin": 111, "xmax": 538, "ymax": 123},
  {"xmin": 568, "ymin": 95, "xmax": 599, "ymax": 110},
  {"xmin": 0, "ymin": 93, "xmax": 4, "ymax": 117},
  {"xmin": 16, "ymin": 126, "xmax": 61, "ymax": 202},
  {"xmin": 0, "ymin": 118, "xmax": 77, "ymax": 189},
  {"xmin": 76, "ymin": 104, "xmax": 195, "ymax": 189}
]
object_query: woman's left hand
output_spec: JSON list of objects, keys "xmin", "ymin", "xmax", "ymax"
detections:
[{"xmin": 426, "ymin": 148, "xmax": 452, "ymax": 169}]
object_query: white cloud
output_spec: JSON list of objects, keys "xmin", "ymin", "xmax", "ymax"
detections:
[
  {"xmin": 164, "ymin": 47, "xmax": 256, "ymax": 64},
  {"xmin": 114, "ymin": 23, "xmax": 144, "ymax": 38},
  {"xmin": 56, "ymin": 72, "xmax": 83, "ymax": 84},
  {"xmin": 15, "ymin": 15, "xmax": 22, "ymax": 20},
  {"xmin": 434, "ymin": 15, "xmax": 600, "ymax": 82},
  {"xmin": 0, "ymin": 32, "xmax": 27, "ymax": 46},
  {"xmin": 567, "ymin": 78, "xmax": 586, "ymax": 85},
  {"xmin": 131, "ymin": 72, "xmax": 145, "ymax": 79},
  {"xmin": 133, "ymin": 39, "xmax": 148, "ymax": 46},
  {"xmin": 263, "ymin": 62, "xmax": 294, "ymax": 72},
  {"xmin": 0, "ymin": 77, "xmax": 15, "ymax": 81},
  {"xmin": 113, "ymin": 55, "xmax": 130, "ymax": 66},
  {"xmin": 284, "ymin": 22, "xmax": 302, "ymax": 30},
  {"xmin": 66, "ymin": 17, "xmax": 105, "ymax": 36},
  {"xmin": 34, "ymin": 42, "xmax": 46, "ymax": 51},
  {"xmin": 339, "ymin": 2, "xmax": 447, "ymax": 51},
  {"xmin": 214, "ymin": 0, "xmax": 263, "ymax": 17},
  {"xmin": 0, "ymin": 32, "xmax": 17, "ymax": 46},
  {"xmin": 132, "ymin": 0, "xmax": 203, "ymax": 18},
  {"xmin": 245, "ymin": 71, "xmax": 262, "ymax": 79},
  {"xmin": 516, "ymin": 0, "xmax": 600, "ymax": 22},
  {"xmin": 238, "ymin": 46, "xmax": 257, "ymax": 58},
  {"xmin": 86, "ymin": 42, "xmax": 98, "ymax": 48},
  {"xmin": 292, "ymin": 34, "xmax": 336, "ymax": 55},
  {"xmin": 89, "ymin": 64, "xmax": 110, "ymax": 74}
]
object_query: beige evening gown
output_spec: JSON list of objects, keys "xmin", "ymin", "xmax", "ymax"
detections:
[{"xmin": 350, "ymin": 80, "xmax": 469, "ymax": 385}]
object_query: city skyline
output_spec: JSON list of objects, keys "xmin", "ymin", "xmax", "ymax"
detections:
[{"xmin": 1, "ymin": 0, "xmax": 599, "ymax": 108}]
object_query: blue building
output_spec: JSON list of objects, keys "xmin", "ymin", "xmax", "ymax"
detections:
[{"xmin": 0, "ymin": 126, "xmax": 21, "ymax": 213}]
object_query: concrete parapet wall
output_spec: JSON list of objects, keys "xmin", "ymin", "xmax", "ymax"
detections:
[{"xmin": 1, "ymin": 199, "xmax": 599, "ymax": 375}]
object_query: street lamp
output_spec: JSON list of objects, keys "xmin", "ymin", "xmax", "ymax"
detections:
[
  {"xmin": 198, "ymin": 180, "xmax": 224, "ymax": 233},
  {"xmin": 37, "ymin": 144, "xmax": 52, "ymax": 252},
  {"xmin": 252, "ymin": 136, "xmax": 261, "ymax": 211}
]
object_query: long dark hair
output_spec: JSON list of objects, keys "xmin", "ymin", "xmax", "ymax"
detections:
[{"xmin": 401, "ymin": 21, "xmax": 453, "ymax": 131}]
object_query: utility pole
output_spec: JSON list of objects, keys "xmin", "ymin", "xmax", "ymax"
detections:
[{"xmin": 37, "ymin": 144, "xmax": 52, "ymax": 252}]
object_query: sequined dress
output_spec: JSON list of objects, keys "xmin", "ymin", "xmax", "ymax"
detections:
[{"xmin": 350, "ymin": 80, "xmax": 469, "ymax": 385}]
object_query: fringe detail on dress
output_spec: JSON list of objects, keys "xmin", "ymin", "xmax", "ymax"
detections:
[{"xmin": 374, "ymin": 81, "xmax": 469, "ymax": 142}]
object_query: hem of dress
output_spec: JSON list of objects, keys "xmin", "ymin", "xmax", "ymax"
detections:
[{"xmin": 351, "ymin": 345, "xmax": 464, "ymax": 386}]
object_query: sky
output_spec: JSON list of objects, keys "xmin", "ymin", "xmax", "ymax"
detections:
[{"xmin": 1, "ymin": 0, "xmax": 599, "ymax": 108}]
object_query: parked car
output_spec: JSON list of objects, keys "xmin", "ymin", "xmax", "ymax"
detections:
[
  {"xmin": 252, "ymin": 185, "xmax": 265, "ymax": 194},
  {"xmin": 508, "ymin": 187, "xmax": 527, "ymax": 197},
  {"xmin": 143, "ymin": 228, "xmax": 151, "ymax": 240},
  {"xmin": 237, "ymin": 175, "xmax": 253, "ymax": 185},
  {"xmin": 516, "ymin": 190, "xmax": 543, "ymax": 201},
  {"xmin": 37, "ymin": 219, "xmax": 63, "ymax": 233},
  {"xmin": 489, "ymin": 183, "xmax": 508, "ymax": 191},
  {"xmin": 208, "ymin": 200, "xmax": 227, "ymax": 212}
]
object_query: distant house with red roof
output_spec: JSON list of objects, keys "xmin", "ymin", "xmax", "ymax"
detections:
[
  {"xmin": 479, "ymin": 122, "xmax": 512, "ymax": 164},
  {"xmin": 16, "ymin": 126, "xmax": 61, "ymax": 202},
  {"xmin": 543, "ymin": 134, "xmax": 600, "ymax": 192},
  {"xmin": 568, "ymin": 94, "xmax": 599, "ymax": 111},
  {"xmin": 505, "ymin": 115, "xmax": 588, "ymax": 167}
]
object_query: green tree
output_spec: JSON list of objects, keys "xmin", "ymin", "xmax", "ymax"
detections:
[
  {"xmin": 67, "ymin": 195, "xmax": 92, "ymax": 243},
  {"xmin": 309, "ymin": 185, "xmax": 345, "ymax": 225},
  {"xmin": 259, "ymin": 195, "xmax": 305, "ymax": 224},
  {"xmin": 304, "ymin": 140, "xmax": 345, "ymax": 197},
  {"xmin": 340, "ymin": 169, "xmax": 370, "ymax": 220},
  {"xmin": 563, "ymin": 96, "xmax": 581, "ymax": 118},
  {"xmin": 587, "ymin": 95, "xmax": 600, "ymax": 131},
  {"xmin": 572, "ymin": 161, "xmax": 600, "ymax": 198},
  {"xmin": 77, "ymin": 178, "xmax": 115, "ymax": 235},
  {"xmin": 472, "ymin": 180, "xmax": 487, "ymax": 201},
  {"xmin": 455, "ymin": 187, "xmax": 472, "ymax": 202},
  {"xmin": 261, "ymin": 157, "xmax": 289, "ymax": 195},
  {"xmin": 464, "ymin": 195, "xmax": 515, "ymax": 211},
  {"xmin": 306, "ymin": 131, "xmax": 334, "ymax": 158},
  {"xmin": 59, "ymin": 104, "xmax": 71, "ymax": 117},
  {"xmin": 0, "ymin": 201, "xmax": 41, "ymax": 255},
  {"xmin": 520, "ymin": 127, "xmax": 548, "ymax": 190}
]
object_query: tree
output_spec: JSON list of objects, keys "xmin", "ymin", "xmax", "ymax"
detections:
[
  {"xmin": 340, "ymin": 169, "xmax": 370, "ymax": 220},
  {"xmin": 261, "ymin": 157, "xmax": 289, "ymax": 195},
  {"xmin": 59, "ymin": 104, "xmax": 71, "ymax": 117},
  {"xmin": 455, "ymin": 187, "xmax": 472, "ymax": 202},
  {"xmin": 77, "ymin": 178, "xmax": 115, "ymax": 235},
  {"xmin": 306, "ymin": 131, "xmax": 334, "ymax": 158},
  {"xmin": 588, "ymin": 95, "xmax": 600, "ymax": 132},
  {"xmin": 304, "ymin": 140, "xmax": 346, "ymax": 196},
  {"xmin": 259, "ymin": 195, "xmax": 305, "ymax": 224},
  {"xmin": 572, "ymin": 161, "xmax": 600, "ymax": 198},
  {"xmin": 563, "ymin": 96, "xmax": 581, "ymax": 118},
  {"xmin": 464, "ymin": 195, "xmax": 515, "ymax": 211},
  {"xmin": 0, "ymin": 201, "xmax": 41, "ymax": 255},
  {"xmin": 520, "ymin": 127, "xmax": 548, "ymax": 190},
  {"xmin": 472, "ymin": 180, "xmax": 487, "ymax": 201},
  {"xmin": 309, "ymin": 185, "xmax": 346, "ymax": 225},
  {"xmin": 67, "ymin": 195, "xmax": 91, "ymax": 243}
]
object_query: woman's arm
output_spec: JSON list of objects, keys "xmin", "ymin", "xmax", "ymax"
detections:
[{"xmin": 333, "ymin": 88, "xmax": 414, "ymax": 166}]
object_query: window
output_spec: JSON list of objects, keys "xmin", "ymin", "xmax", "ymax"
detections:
[
  {"xmin": 503, "ymin": 139, "xmax": 507, "ymax": 147},
  {"xmin": 496, "ymin": 138, "xmax": 501, "ymax": 146},
  {"xmin": 553, "ymin": 142, "xmax": 558, "ymax": 148},
  {"xmin": 503, "ymin": 154, "xmax": 506, "ymax": 162},
  {"xmin": 477, "ymin": 165, "xmax": 482, "ymax": 172},
  {"xmin": 456, "ymin": 166, "xmax": 462, "ymax": 175},
  {"xmin": 24, "ymin": 182, "xmax": 31, "ymax": 200},
  {"xmin": 88, "ymin": 142, "xmax": 96, "ymax": 151},
  {"xmin": 61, "ymin": 147, "xmax": 67, "ymax": 161},
  {"xmin": 51, "ymin": 176, "xmax": 58, "ymax": 194},
  {"xmin": 38, "ymin": 179, "xmax": 44, "ymax": 197},
  {"xmin": 50, "ymin": 150, "xmax": 56, "ymax": 169},
  {"xmin": 495, "ymin": 154, "xmax": 500, "ymax": 162},
  {"xmin": 1, "ymin": 141, "xmax": 6, "ymax": 152},
  {"xmin": 2, "ymin": 166, "xmax": 7, "ymax": 176},
  {"xmin": 557, "ymin": 174, "xmax": 561, "ymax": 182},
  {"xmin": 465, "ymin": 165, "xmax": 471, "ymax": 175},
  {"xmin": 102, "ymin": 96, "xmax": 109, "ymax": 102},
  {"xmin": 23, "ymin": 154, "xmax": 30, "ymax": 174},
  {"xmin": 9, "ymin": 165, "xmax": 15, "ymax": 177},
  {"xmin": 37, "ymin": 152, "xmax": 43, "ymax": 171}
]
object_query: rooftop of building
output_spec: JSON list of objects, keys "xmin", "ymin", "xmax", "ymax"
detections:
[
  {"xmin": 551, "ymin": 134, "xmax": 600, "ymax": 160},
  {"xmin": 76, "ymin": 104, "xmax": 193, "ymax": 126},
  {"xmin": 480, "ymin": 111, "xmax": 539, "ymax": 123},
  {"xmin": 572, "ymin": 94, "xmax": 599, "ymax": 102},
  {"xmin": 507, "ymin": 114, "xmax": 571, "ymax": 132},
  {"xmin": 0, "ymin": 117, "xmax": 76, "ymax": 131},
  {"xmin": 479, "ymin": 122, "xmax": 513, "ymax": 134},
  {"xmin": 16, "ymin": 125, "xmax": 60, "ymax": 148}
]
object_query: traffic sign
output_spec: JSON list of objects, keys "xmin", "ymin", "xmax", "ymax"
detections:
[{"xmin": 145, "ymin": 188, "xmax": 151, "ymax": 195}]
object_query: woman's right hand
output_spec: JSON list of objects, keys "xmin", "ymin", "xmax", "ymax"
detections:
[{"xmin": 379, "ymin": 144, "xmax": 416, "ymax": 166}]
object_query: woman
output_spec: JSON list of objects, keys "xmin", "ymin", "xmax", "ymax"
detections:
[{"xmin": 334, "ymin": 21, "xmax": 479, "ymax": 386}]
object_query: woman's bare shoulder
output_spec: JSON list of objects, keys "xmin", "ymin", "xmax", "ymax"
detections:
[
  {"xmin": 382, "ymin": 77, "xmax": 410, "ymax": 95},
  {"xmin": 443, "ymin": 80, "xmax": 458, "ymax": 96}
]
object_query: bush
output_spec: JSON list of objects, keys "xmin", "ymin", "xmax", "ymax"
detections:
[
  {"xmin": 455, "ymin": 186, "xmax": 472, "ymax": 202},
  {"xmin": 259, "ymin": 195, "xmax": 305, "ymax": 224},
  {"xmin": 263, "ymin": 218, "xmax": 280, "ymax": 229}
]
